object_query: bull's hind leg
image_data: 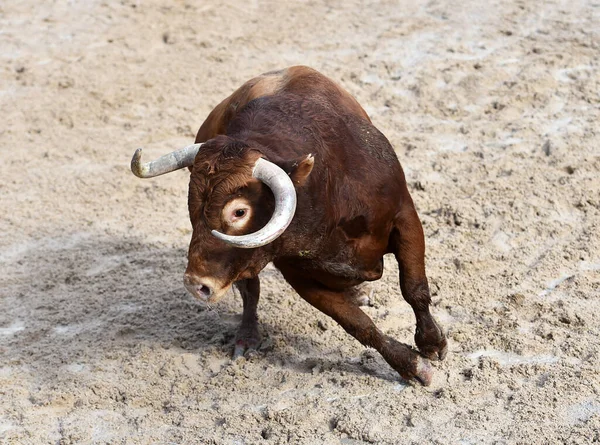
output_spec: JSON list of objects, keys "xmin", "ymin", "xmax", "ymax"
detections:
[
  {"xmin": 233, "ymin": 277, "xmax": 261, "ymax": 359},
  {"xmin": 276, "ymin": 263, "xmax": 433, "ymax": 385},
  {"xmin": 391, "ymin": 199, "xmax": 447, "ymax": 361}
]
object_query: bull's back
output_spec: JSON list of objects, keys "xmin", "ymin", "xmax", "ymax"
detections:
[{"xmin": 195, "ymin": 66, "xmax": 370, "ymax": 143}]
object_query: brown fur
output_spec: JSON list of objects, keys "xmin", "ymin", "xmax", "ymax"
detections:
[{"xmin": 186, "ymin": 66, "xmax": 447, "ymax": 385}]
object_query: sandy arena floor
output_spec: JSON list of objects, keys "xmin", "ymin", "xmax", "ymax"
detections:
[{"xmin": 1, "ymin": 0, "xmax": 599, "ymax": 443}]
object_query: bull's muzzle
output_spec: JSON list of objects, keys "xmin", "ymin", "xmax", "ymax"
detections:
[{"xmin": 183, "ymin": 273, "xmax": 216, "ymax": 302}]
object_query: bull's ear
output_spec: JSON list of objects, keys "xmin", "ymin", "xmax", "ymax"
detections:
[{"xmin": 279, "ymin": 154, "xmax": 315, "ymax": 187}]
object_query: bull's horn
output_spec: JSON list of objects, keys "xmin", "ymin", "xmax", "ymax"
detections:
[
  {"xmin": 211, "ymin": 158, "xmax": 297, "ymax": 248},
  {"xmin": 130, "ymin": 143, "xmax": 203, "ymax": 178}
]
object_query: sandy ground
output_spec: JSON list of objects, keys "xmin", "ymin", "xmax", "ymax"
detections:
[{"xmin": 1, "ymin": 0, "xmax": 599, "ymax": 443}]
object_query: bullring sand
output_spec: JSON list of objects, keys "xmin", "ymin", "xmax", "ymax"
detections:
[{"xmin": 1, "ymin": 0, "xmax": 599, "ymax": 443}]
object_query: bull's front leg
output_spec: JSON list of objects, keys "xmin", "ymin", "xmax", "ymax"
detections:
[
  {"xmin": 276, "ymin": 262, "xmax": 433, "ymax": 385},
  {"xmin": 233, "ymin": 277, "xmax": 261, "ymax": 359},
  {"xmin": 391, "ymin": 197, "xmax": 447, "ymax": 361}
]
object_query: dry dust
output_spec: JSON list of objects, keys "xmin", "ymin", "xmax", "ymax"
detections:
[{"xmin": 1, "ymin": 0, "xmax": 599, "ymax": 444}]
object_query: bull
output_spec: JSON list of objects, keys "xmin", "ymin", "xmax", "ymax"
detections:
[{"xmin": 131, "ymin": 66, "xmax": 447, "ymax": 385}]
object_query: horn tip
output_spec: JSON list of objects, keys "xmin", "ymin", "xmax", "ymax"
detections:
[{"xmin": 131, "ymin": 148, "xmax": 145, "ymax": 178}]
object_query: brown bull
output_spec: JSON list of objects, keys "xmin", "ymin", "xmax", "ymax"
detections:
[{"xmin": 131, "ymin": 66, "xmax": 447, "ymax": 385}]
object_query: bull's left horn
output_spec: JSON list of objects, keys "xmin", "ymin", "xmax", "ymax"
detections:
[
  {"xmin": 211, "ymin": 158, "xmax": 297, "ymax": 248},
  {"xmin": 130, "ymin": 143, "xmax": 203, "ymax": 178}
]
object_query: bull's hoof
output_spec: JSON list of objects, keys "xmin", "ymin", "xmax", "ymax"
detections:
[
  {"xmin": 413, "ymin": 355, "xmax": 433, "ymax": 386},
  {"xmin": 415, "ymin": 318, "xmax": 448, "ymax": 361},
  {"xmin": 232, "ymin": 327, "xmax": 261, "ymax": 360},
  {"xmin": 384, "ymin": 337, "xmax": 434, "ymax": 386},
  {"xmin": 418, "ymin": 340, "xmax": 448, "ymax": 362}
]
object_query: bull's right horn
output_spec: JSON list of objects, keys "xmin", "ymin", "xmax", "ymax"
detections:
[
  {"xmin": 130, "ymin": 143, "xmax": 203, "ymax": 178},
  {"xmin": 211, "ymin": 158, "xmax": 297, "ymax": 248}
]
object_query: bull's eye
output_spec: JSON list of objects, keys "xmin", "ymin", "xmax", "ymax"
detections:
[{"xmin": 222, "ymin": 198, "xmax": 252, "ymax": 231}]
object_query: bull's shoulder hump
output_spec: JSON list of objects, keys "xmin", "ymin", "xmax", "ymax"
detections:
[
  {"xmin": 221, "ymin": 69, "xmax": 288, "ymax": 113},
  {"xmin": 195, "ymin": 66, "xmax": 370, "ymax": 143},
  {"xmin": 195, "ymin": 70, "xmax": 288, "ymax": 142},
  {"xmin": 242, "ymin": 66, "xmax": 332, "ymax": 102},
  {"xmin": 283, "ymin": 66, "xmax": 370, "ymax": 122},
  {"xmin": 241, "ymin": 66, "xmax": 370, "ymax": 122}
]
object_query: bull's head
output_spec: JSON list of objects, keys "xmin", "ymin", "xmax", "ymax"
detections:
[{"xmin": 131, "ymin": 136, "xmax": 313, "ymax": 303}]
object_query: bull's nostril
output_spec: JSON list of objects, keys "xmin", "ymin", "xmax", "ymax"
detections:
[
  {"xmin": 183, "ymin": 274, "xmax": 216, "ymax": 300},
  {"xmin": 197, "ymin": 284, "xmax": 212, "ymax": 297}
]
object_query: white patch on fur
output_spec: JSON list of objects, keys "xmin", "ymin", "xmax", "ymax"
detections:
[{"xmin": 222, "ymin": 197, "xmax": 252, "ymax": 232}]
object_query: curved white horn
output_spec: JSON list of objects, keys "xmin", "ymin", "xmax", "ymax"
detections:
[
  {"xmin": 211, "ymin": 158, "xmax": 297, "ymax": 248},
  {"xmin": 130, "ymin": 143, "xmax": 203, "ymax": 178}
]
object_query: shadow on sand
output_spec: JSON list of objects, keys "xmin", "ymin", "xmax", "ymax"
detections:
[{"xmin": 1, "ymin": 229, "xmax": 402, "ymax": 384}]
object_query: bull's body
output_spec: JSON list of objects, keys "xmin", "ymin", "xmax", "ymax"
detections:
[
  {"xmin": 197, "ymin": 67, "xmax": 401, "ymax": 288},
  {"xmin": 136, "ymin": 66, "xmax": 447, "ymax": 385}
]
